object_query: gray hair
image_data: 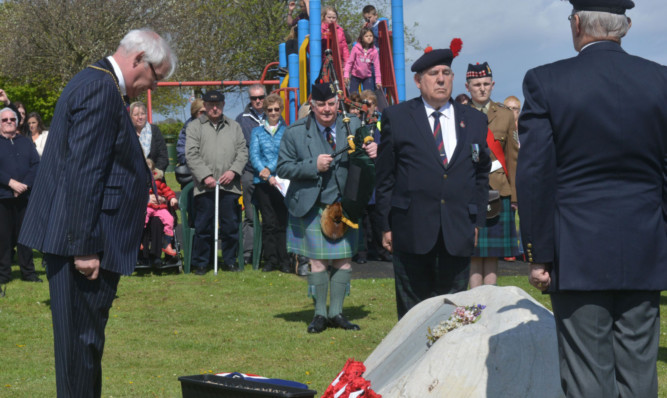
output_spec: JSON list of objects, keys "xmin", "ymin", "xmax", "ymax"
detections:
[
  {"xmin": 0, "ymin": 107, "xmax": 18, "ymax": 120},
  {"xmin": 575, "ymin": 10, "xmax": 630, "ymax": 40},
  {"xmin": 248, "ymin": 84, "xmax": 266, "ymax": 95},
  {"xmin": 118, "ymin": 28, "xmax": 178, "ymax": 79},
  {"xmin": 129, "ymin": 101, "xmax": 147, "ymax": 114}
]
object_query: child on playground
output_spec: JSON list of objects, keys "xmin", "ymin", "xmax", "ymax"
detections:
[
  {"xmin": 362, "ymin": 4, "xmax": 380, "ymax": 48},
  {"xmin": 145, "ymin": 159, "xmax": 179, "ymax": 257},
  {"xmin": 344, "ymin": 27, "xmax": 382, "ymax": 93},
  {"xmin": 321, "ymin": 5, "xmax": 349, "ymax": 64}
]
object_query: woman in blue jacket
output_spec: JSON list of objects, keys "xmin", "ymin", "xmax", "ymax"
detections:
[{"xmin": 249, "ymin": 94, "xmax": 290, "ymax": 273}]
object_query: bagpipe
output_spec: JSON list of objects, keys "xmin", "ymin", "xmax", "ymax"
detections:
[{"xmin": 317, "ymin": 50, "xmax": 377, "ymax": 241}]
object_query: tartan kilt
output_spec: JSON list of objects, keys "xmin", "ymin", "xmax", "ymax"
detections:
[
  {"xmin": 287, "ymin": 205, "xmax": 360, "ymax": 260},
  {"xmin": 473, "ymin": 196, "xmax": 521, "ymax": 257}
]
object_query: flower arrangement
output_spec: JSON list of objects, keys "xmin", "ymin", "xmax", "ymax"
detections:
[
  {"xmin": 321, "ymin": 358, "xmax": 381, "ymax": 398},
  {"xmin": 427, "ymin": 304, "xmax": 486, "ymax": 345}
]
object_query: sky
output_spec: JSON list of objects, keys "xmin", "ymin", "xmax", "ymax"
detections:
[
  {"xmin": 402, "ymin": 0, "xmax": 667, "ymax": 105},
  {"xmin": 170, "ymin": 0, "xmax": 667, "ymax": 121}
]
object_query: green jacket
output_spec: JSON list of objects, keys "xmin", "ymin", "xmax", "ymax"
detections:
[
  {"xmin": 277, "ymin": 113, "xmax": 361, "ymax": 217},
  {"xmin": 185, "ymin": 114, "xmax": 248, "ymax": 196}
]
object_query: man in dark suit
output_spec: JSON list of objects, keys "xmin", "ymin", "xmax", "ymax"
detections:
[
  {"xmin": 516, "ymin": 1, "xmax": 667, "ymax": 396},
  {"xmin": 375, "ymin": 42, "xmax": 491, "ymax": 319},
  {"xmin": 19, "ymin": 29, "xmax": 176, "ymax": 397}
]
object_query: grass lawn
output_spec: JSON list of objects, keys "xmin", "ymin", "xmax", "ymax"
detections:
[{"xmin": 3, "ymin": 264, "xmax": 667, "ymax": 397}]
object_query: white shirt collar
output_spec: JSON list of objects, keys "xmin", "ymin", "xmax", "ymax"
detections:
[
  {"xmin": 422, "ymin": 98, "xmax": 453, "ymax": 119},
  {"xmin": 580, "ymin": 40, "xmax": 605, "ymax": 52},
  {"xmin": 106, "ymin": 56, "xmax": 127, "ymax": 96}
]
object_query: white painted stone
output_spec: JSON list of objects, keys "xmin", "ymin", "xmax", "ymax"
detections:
[{"xmin": 363, "ymin": 285, "xmax": 563, "ymax": 398}]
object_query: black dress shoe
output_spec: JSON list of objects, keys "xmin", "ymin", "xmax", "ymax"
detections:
[
  {"xmin": 307, "ymin": 315, "xmax": 327, "ymax": 333},
  {"xmin": 328, "ymin": 314, "xmax": 361, "ymax": 330},
  {"xmin": 22, "ymin": 275, "xmax": 43, "ymax": 283},
  {"xmin": 355, "ymin": 257, "xmax": 367, "ymax": 264},
  {"xmin": 279, "ymin": 265, "xmax": 292, "ymax": 273},
  {"xmin": 226, "ymin": 265, "xmax": 241, "ymax": 272},
  {"xmin": 262, "ymin": 265, "xmax": 275, "ymax": 272},
  {"xmin": 194, "ymin": 267, "xmax": 207, "ymax": 275}
]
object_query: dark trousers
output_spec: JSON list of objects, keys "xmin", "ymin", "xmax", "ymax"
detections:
[
  {"xmin": 350, "ymin": 76, "xmax": 375, "ymax": 94},
  {"xmin": 45, "ymin": 254, "xmax": 120, "ymax": 398},
  {"xmin": 358, "ymin": 204, "xmax": 391, "ymax": 260},
  {"xmin": 192, "ymin": 190, "xmax": 240, "ymax": 268},
  {"xmin": 392, "ymin": 232, "xmax": 470, "ymax": 319},
  {"xmin": 241, "ymin": 170, "xmax": 255, "ymax": 262},
  {"xmin": 0, "ymin": 197, "xmax": 36, "ymax": 283},
  {"xmin": 253, "ymin": 183, "xmax": 289, "ymax": 268},
  {"xmin": 550, "ymin": 290, "xmax": 660, "ymax": 398}
]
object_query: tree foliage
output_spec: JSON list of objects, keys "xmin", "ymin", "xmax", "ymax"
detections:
[{"xmin": 0, "ymin": 0, "xmax": 419, "ymax": 122}]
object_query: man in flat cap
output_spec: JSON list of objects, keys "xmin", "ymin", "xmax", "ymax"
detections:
[
  {"xmin": 375, "ymin": 41, "xmax": 491, "ymax": 319},
  {"xmin": 277, "ymin": 83, "xmax": 377, "ymax": 333},
  {"xmin": 516, "ymin": 0, "xmax": 667, "ymax": 396},
  {"xmin": 186, "ymin": 90, "xmax": 248, "ymax": 274},
  {"xmin": 465, "ymin": 62, "xmax": 520, "ymax": 289}
]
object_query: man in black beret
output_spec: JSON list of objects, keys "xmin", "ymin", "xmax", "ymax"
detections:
[
  {"xmin": 517, "ymin": 0, "xmax": 667, "ymax": 396},
  {"xmin": 277, "ymin": 83, "xmax": 377, "ymax": 333},
  {"xmin": 375, "ymin": 40, "xmax": 491, "ymax": 318}
]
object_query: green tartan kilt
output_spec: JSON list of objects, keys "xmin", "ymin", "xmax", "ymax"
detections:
[
  {"xmin": 287, "ymin": 205, "xmax": 360, "ymax": 260},
  {"xmin": 473, "ymin": 196, "xmax": 521, "ymax": 258}
]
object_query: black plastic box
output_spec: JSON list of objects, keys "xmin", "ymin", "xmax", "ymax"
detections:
[{"xmin": 178, "ymin": 374, "xmax": 318, "ymax": 398}]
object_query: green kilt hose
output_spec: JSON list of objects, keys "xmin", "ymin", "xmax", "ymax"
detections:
[
  {"xmin": 473, "ymin": 196, "xmax": 521, "ymax": 257},
  {"xmin": 287, "ymin": 205, "xmax": 360, "ymax": 259}
]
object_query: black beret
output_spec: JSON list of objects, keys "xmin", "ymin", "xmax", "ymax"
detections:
[
  {"xmin": 311, "ymin": 83, "xmax": 337, "ymax": 101},
  {"xmin": 569, "ymin": 0, "xmax": 634, "ymax": 14},
  {"xmin": 411, "ymin": 38, "xmax": 463, "ymax": 73},
  {"xmin": 203, "ymin": 90, "xmax": 224, "ymax": 102},
  {"xmin": 466, "ymin": 62, "xmax": 492, "ymax": 79}
]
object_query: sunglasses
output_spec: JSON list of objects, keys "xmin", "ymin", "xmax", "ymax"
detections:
[
  {"xmin": 250, "ymin": 95, "xmax": 266, "ymax": 101},
  {"xmin": 1, "ymin": 117, "xmax": 17, "ymax": 123},
  {"xmin": 266, "ymin": 107, "xmax": 281, "ymax": 113}
]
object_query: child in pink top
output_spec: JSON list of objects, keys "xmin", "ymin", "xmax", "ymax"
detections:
[
  {"xmin": 321, "ymin": 6, "xmax": 349, "ymax": 65},
  {"xmin": 344, "ymin": 27, "xmax": 382, "ymax": 94}
]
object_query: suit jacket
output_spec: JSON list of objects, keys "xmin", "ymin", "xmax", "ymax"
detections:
[
  {"xmin": 277, "ymin": 113, "xmax": 361, "ymax": 217},
  {"xmin": 375, "ymin": 97, "xmax": 491, "ymax": 256},
  {"xmin": 473, "ymin": 101, "xmax": 518, "ymax": 201},
  {"xmin": 19, "ymin": 58, "xmax": 151, "ymax": 276},
  {"xmin": 517, "ymin": 41, "xmax": 667, "ymax": 291}
]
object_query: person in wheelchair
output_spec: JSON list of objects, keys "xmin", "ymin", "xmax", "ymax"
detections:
[{"xmin": 144, "ymin": 159, "xmax": 179, "ymax": 258}]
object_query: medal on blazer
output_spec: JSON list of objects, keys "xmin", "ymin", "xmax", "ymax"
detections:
[{"xmin": 471, "ymin": 143, "xmax": 479, "ymax": 163}]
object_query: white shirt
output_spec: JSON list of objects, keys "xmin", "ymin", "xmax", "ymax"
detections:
[
  {"xmin": 106, "ymin": 56, "xmax": 127, "ymax": 96},
  {"xmin": 423, "ymin": 99, "xmax": 456, "ymax": 161}
]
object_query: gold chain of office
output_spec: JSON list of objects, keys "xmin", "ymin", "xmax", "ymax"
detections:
[{"xmin": 87, "ymin": 65, "xmax": 126, "ymax": 107}]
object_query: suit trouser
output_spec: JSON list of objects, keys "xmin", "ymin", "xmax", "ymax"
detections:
[
  {"xmin": 45, "ymin": 254, "xmax": 120, "ymax": 398},
  {"xmin": 253, "ymin": 183, "xmax": 289, "ymax": 269},
  {"xmin": 192, "ymin": 190, "xmax": 240, "ymax": 268},
  {"xmin": 392, "ymin": 232, "xmax": 470, "ymax": 319},
  {"xmin": 0, "ymin": 197, "xmax": 36, "ymax": 283},
  {"xmin": 550, "ymin": 290, "xmax": 659, "ymax": 398}
]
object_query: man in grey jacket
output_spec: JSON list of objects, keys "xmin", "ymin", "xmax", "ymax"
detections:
[{"xmin": 186, "ymin": 90, "xmax": 248, "ymax": 274}]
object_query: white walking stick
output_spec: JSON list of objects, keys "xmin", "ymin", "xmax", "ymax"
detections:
[{"xmin": 214, "ymin": 180, "xmax": 220, "ymax": 275}]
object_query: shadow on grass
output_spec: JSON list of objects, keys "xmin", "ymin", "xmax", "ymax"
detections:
[{"xmin": 274, "ymin": 305, "xmax": 371, "ymax": 325}]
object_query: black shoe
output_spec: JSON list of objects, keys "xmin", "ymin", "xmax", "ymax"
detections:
[
  {"xmin": 22, "ymin": 275, "xmax": 43, "ymax": 283},
  {"xmin": 279, "ymin": 265, "xmax": 292, "ymax": 273},
  {"xmin": 262, "ymin": 265, "xmax": 275, "ymax": 272},
  {"xmin": 307, "ymin": 315, "xmax": 327, "ymax": 334},
  {"xmin": 355, "ymin": 257, "xmax": 367, "ymax": 264},
  {"xmin": 226, "ymin": 265, "xmax": 241, "ymax": 272},
  {"xmin": 328, "ymin": 314, "xmax": 361, "ymax": 330},
  {"xmin": 194, "ymin": 267, "xmax": 206, "ymax": 275}
]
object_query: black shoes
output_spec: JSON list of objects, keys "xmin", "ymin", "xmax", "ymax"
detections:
[
  {"xmin": 307, "ymin": 315, "xmax": 328, "ymax": 333},
  {"xmin": 226, "ymin": 265, "xmax": 241, "ymax": 272},
  {"xmin": 194, "ymin": 267, "xmax": 207, "ymax": 275},
  {"xmin": 22, "ymin": 275, "xmax": 43, "ymax": 283},
  {"xmin": 280, "ymin": 265, "xmax": 292, "ymax": 273},
  {"xmin": 328, "ymin": 314, "xmax": 361, "ymax": 331}
]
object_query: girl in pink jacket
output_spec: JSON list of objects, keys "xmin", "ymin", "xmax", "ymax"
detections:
[
  {"xmin": 344, "ymin": 27, "xmax": 382, "ymax": 94},
  {"xmin": 321, "ymin": 6, "xmax": 349, "ymax": 65}
]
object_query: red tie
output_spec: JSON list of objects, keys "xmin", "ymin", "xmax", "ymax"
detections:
[
  {"xmin": 325, "ymin": 127, "xmax": 336, "ymax": 150},
  {"xmin": 432, "ymin": 111, "xmax": 447, "ymax": 166}
]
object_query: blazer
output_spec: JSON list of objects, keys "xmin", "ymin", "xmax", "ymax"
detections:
[
  {"xmin": 375, "ymin": 97, "xmax": 491, "ymax": 256},
  {"xmin": 517, "ymin": 41, "xmax": 667, "ymax": 291},
  {"xmin": 19, "ymin": 58, "xmax": 151, "ymax": 276},
  {"xmin": 277, "ymin": 113, "xmax": 361, "ymax": 218}
]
